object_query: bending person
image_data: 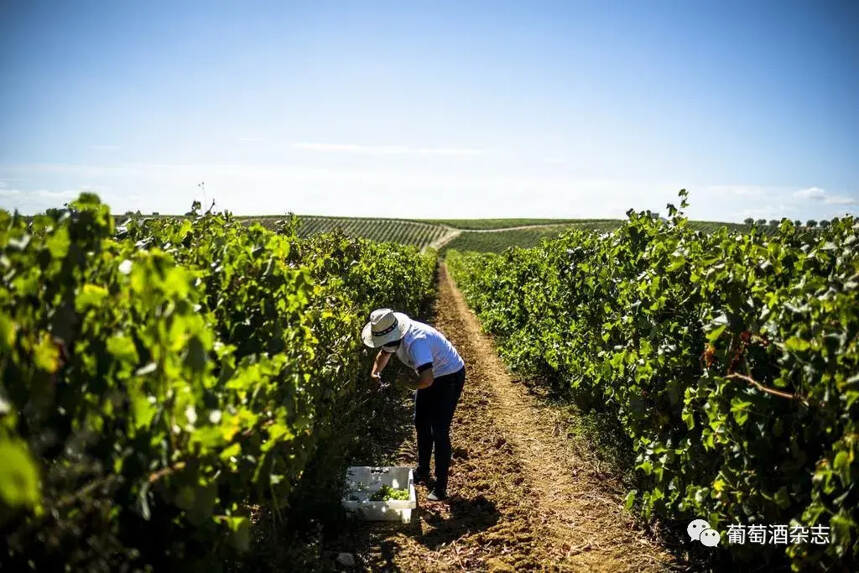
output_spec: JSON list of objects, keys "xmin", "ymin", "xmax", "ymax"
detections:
[{"xmin": 363, "ymin": 308, "xmax": 466, "ymax": 501}]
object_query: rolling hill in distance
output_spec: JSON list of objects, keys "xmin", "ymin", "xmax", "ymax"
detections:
[{"xmin": 237, "ymin": 215, "xmax": 761, "ymax": 253}]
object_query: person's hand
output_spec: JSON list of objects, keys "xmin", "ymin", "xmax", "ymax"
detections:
[{"xmin": 370, "ymin": 372, "xmax": 389, "ymax": 389}]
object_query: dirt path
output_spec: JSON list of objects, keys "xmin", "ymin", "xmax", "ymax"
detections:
[
  {"xmin": 427, "ymin": 229, "xmax": 462, "ymax": 251},
  {"xmin": 427, "ymin": 222, "xmax": 584, "ymax": 251},
  {"xmin": 353, "ymin": 265, "xmax": 674, "ymax": 571}
]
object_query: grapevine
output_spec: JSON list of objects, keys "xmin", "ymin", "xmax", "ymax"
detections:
[
  {"xmin": 447, "ymin": 190, "xmax": 858, "ymax": 569},
  {"xmin": 0, "ymin": 194, "xmax": 436, "ymax": 569}
]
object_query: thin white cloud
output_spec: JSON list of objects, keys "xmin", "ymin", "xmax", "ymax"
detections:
[
  {"xmin": 794, "ymin": 186, "xmax": 826, "ymax": 200},
  {"xmin": 0, "ymin": 187, "xmax": 82, "ymax": 211},
  {"xmin": 696, "ymin": 184, "xmax": 858, "ymax": 221},
  {"xmin": 824, "ymin": 195, "xmax": 857, "ymax": 205},
  {"xmin": 793, "ymin": 186, "xmax": 857, "ymax": 205},
  {"xmin": 35, "ymin": 189, "xmax": 81, "ymax": 199},
  {"xmin": 1, "ymin": 163, "xmax": 856, "ymax": 222},
  {"xmin": 704, "ymin": 185, "xmax": 768, "ymax": 197},
  {"xmin": 292, "ymin": 142, "xmax": 484, "ymax": 156}
]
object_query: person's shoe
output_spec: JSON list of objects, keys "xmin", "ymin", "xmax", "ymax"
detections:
[
  {"xmin": 426, "ymin": 488, "xmax": 447, "ymax": 501},
  {"xmin": 412, "ymin": 467, "xmax": 430, "ymax": 484}
]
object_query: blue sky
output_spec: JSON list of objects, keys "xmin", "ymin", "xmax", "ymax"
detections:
[{"xmin": 1, "ymin": 0, "xmax": 857, "ymax": 221}]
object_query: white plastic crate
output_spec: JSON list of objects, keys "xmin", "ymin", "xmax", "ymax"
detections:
[{"xmin": 342, "ymin": 466, "xmax": 416, "ymax": 524}]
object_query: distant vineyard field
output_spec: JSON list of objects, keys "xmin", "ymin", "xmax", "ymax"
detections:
[
  {"xmin": 243, "ymin": 216, "xmax": 452, "ymax": 249},
  {"xmin": 240, "ymin": 216, "xmax": 765, "ymax": 253},
  {"xmin": 418, "ymin": 218, "xmax": 602, "ymax": 230},
  {"xmin": 441, "ymin": 222, "xmax": 619, "ymax": 253},
  {"xmin": 423, "ymin": 218, "xmax": 757, "ymax": 232},
  {"xmin": 441, "ymin": 220, "xmax": 757, "ymax": 254}
]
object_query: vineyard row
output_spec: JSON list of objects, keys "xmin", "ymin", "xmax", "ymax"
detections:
[
  {"xmin": 446, "ymin": 192, "xmax": 858, "ymax": 569},
  {"xmin": 0, "ymin": 196, "xmax": 437, "ymax": 570}
]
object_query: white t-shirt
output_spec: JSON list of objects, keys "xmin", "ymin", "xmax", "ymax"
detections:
[{"xmin": 388, "ymin": 320, "xmax": 464, "ymax": 378}]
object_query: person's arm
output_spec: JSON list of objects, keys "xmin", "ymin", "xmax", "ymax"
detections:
[
  {"xmin": 408, "ymin": 338, "xmax": 435, "ymax": 390},
  {"xmin": 414, "ymin": 363, "xmax": 434, "ymax": 390},
  {"xmin": 371, "ymin": 350, "xmax": 392, "ymax": 382},
  {"xmin": 399, "ymin": 364, "xmax": 434, "ymax": 390}
]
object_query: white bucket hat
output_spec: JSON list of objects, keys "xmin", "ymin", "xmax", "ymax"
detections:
[{"xmin": 361, "ymin": 308, "xmax": 411, "ymax": 348}]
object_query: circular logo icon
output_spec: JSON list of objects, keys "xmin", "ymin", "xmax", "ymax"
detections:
[
  {"xmin": 687, "ymin": 518, "xmax": 710, "ymax": 541},
  {"xmin": 699, "ymin": 528, "xmax": 720, "ymax": 547}
]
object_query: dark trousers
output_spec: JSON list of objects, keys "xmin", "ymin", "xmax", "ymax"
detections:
[{"xmin": 414, "ymin": 367, "xmax": 465, "ymax": 492}]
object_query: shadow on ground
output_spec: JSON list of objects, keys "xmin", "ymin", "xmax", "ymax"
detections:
[
  {"xmin": 417, "ymin": 494, "xmax": 500, "ymax": 549},
  {"xmin": 334, "ymin": 494, "xmax": 500, "ymax": 571}
]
